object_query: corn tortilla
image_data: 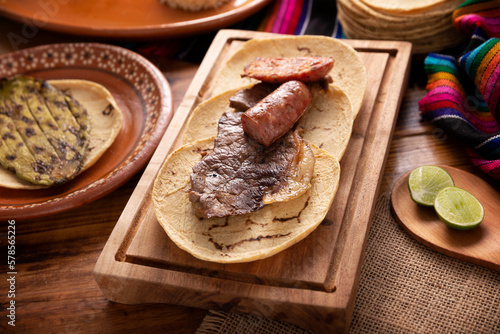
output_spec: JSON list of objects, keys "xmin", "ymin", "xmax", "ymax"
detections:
[
  {"xmin": 360, "ymin": 0, "xmax": 453, "ymax": 14},
  {"xmin": 152, "ymin": 36, "xmax": 357, "ymax": 263},
  {"xmin": 152, "ymin": 138, "xmax": 340, "ymax": 263},
  {"xmin": 212, "ymin": 35, "xmax": 367, "ymax": 118},
  {"xmin": 338, "ymin": 0, "xmax": 465, "ymax": 53},
  {"xmin": 183, "ymin": 84, "xmax": 353, "ymax": 162}
]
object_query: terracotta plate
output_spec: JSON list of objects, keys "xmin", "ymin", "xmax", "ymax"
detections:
[
  {"xmin": 0, "ymin": 43, "xmax": 173, "ymax": 219},
  {"xmin": 0, "ymin": 0, "xmax": 272, "ymax": 39}
]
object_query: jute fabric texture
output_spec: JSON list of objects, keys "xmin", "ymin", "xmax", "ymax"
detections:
[{"xmin": 196, "ymin": 194, "xmax": 500, "ymax": 334}]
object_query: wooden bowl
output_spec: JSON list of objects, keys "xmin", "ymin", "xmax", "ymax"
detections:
[{"xmin": 391, "ymin": 165, "xmax": 500, "ymax": 272}]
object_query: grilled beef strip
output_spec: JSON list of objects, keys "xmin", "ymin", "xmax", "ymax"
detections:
[{"xmin": 188, "ymin": 111, "xmax": 305, "ymax": 218}]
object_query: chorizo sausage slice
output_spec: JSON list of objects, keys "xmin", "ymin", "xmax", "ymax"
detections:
[{"xmin": 241, "ymin": 80, "xmax": 311, "ymax": 146}]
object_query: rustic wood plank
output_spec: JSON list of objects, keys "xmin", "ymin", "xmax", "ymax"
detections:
[
  {"xmin": 1, "ymin": 18, "xmax": 486, "ymax": 333},
  {"xmin": 381, "ymin": 133, "xmax": 475, "ymax": 194},
  {"xmin": 324, "ymin": 39, "xmax": 413, "ymax": 327},
  {"xmin": 93, "ymin": 30, "xmax": 412, "ymax": 334},
  {"xmin": 12, "ymin": 173, "xmax": 207, "ymax": 334}
]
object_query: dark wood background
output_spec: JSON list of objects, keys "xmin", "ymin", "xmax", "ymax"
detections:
[{"xmin": 0, "ymin": 17, "xmax": 486, "ymax": 333}]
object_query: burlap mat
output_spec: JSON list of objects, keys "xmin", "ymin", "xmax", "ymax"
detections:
[{"xmin": 196, "ymin": 193, "xmax": 500, "ymax": 334}]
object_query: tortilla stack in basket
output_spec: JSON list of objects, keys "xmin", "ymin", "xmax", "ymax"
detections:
[
  {"xmin": 337, "ymin": 0, "xmax": 465, "ymax": 54},
  {"xmin": 152, "ymin": 36, "xmax": 367, "ymax": 263}
]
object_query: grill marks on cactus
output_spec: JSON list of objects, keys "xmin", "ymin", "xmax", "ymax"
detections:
[{"xmin": 0, "ymin": 76, "xmax": 90, "ymax": 186}]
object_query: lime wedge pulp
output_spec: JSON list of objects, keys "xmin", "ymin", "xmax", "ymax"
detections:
[
  {"xmin": 434, "ymin": 186, "xmax": 484, "ymax": 230},
  {"xmin": 408, "ymin": 166, "xmax": 455, "ymax": 206}
]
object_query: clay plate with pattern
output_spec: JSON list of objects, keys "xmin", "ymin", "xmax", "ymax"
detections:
[
  {"xmin": 0, "ymin": 0, "xmax": 272, "ymax": 39},
  {"xmin": 0, "ymin": 43, "xmax": 173, "ymax": 219}
]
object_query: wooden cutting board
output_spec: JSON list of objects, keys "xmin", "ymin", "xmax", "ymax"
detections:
[{"xmin": 93, "ymin": 30, "xmax": 412, "ymax": 333}]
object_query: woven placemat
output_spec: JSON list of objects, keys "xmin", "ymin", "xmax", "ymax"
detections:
[{"xmin": 196, "ymin": 193, "xmax": 500, "ymax": 334}]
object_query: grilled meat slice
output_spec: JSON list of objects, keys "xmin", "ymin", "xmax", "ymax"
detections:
[
  {"xmin": 262, "ymin": 130, "xmax": 315, "ymax": 204},
  {"xmin": 228, "ymin": 82, "xmax": 278, "ymax": 111},
  {"xmin": 242, "ymin": 56, "xmax": 334, "ymax": 83},
  {"xmin": 188, "ymin": 111, "xmax": 310, "ymax": 218}
]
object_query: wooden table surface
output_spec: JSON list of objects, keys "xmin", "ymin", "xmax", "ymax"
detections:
[{"xmin": 0, "ymin": 18, "xmax": 485, "ymax": 333}]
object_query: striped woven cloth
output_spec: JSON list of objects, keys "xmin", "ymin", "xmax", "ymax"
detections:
[
  {"xmin": 419, "ymin": 0, "xmax": 500, "ymax": 181},
  {"xmin": 255, "ymin": 0, "xmax": 342, "ymax": 37}
]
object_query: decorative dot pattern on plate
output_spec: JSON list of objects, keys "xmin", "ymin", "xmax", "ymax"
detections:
[
  {"xmin": 0, "ymin": 43, "xmax": 173, "ymax": 219},
  {"xmin": 1, "ymin": 43, "xmax": 160, "ymax": 111}
]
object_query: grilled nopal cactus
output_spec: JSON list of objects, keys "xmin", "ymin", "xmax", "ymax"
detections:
[
  {"xmin": 0, "ymin": 76, "xmax": 90, "ymax": 186},
  {"xmin": 40, "ymin": 78, "xmax": 90, "ymax": 155},
  {"xmin": 0, "ymin": 110, "xmax": 51, "ymax": 185}
]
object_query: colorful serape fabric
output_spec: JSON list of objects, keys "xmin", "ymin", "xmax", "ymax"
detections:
[
  {"xmin": 258, "ymin": 0, "xmax": 342, "ymax": 37},
  {"xmin": 136, "ymin": 0, "xmax": 343, "ymax": 62},
  {"xmin": 419, "ymin": 0, "xmax": 500, "ymax": 181}
]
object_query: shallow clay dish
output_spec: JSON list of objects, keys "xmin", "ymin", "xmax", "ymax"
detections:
[
  {"xmin": 0, "ymin": 0, "xmax": 272, "ymax": 39},
  {"xmin": 0, "ymin": 43, "xmax": 173, "ymax": 219}
]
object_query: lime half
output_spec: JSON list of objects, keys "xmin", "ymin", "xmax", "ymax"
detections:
[
  {"xmin": 434, "ymin": 186, "xmax": 484, "ymax": 230},
  {"xmin": 408, "ymin": 166, "xmax": 455, "ymax": 206}
]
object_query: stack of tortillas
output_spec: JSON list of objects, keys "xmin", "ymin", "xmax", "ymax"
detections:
[{"xmin": 337, "ymin": 0, "xmax": 466, "ymax": 54}]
